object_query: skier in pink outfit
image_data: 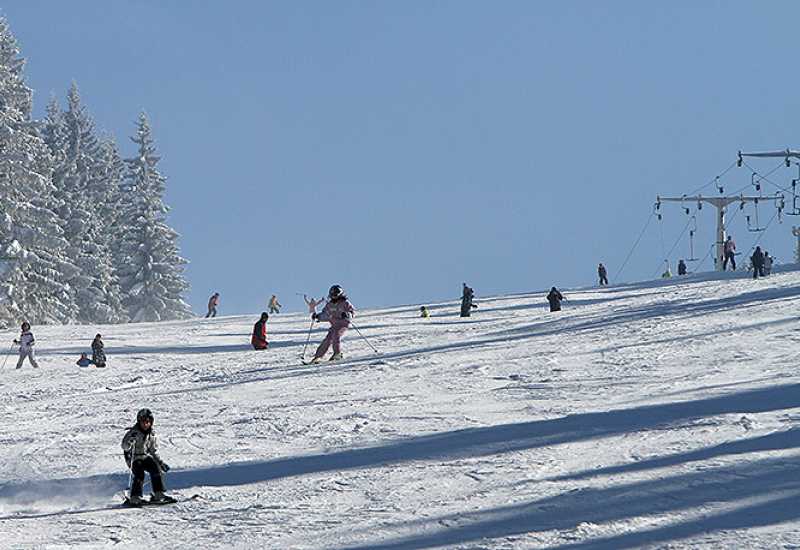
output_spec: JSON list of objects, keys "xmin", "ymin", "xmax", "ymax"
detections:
[{"xmin": 309, "ymin": 285, "xmax": 355, "ymax": 363}]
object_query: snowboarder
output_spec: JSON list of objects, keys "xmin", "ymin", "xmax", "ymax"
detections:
[
  {"xmin": 309, "ymin": 285, "xmax": 354, "ymax": 364},
  {"xmin": 547, "ymin": 287, "xmax": 565, "ymax": 312},
  {"xmin": 121, "ymin": 408, "xmax": 174, "ymax": 505},
  {"xmin": 92, "ymin": 334, "xmax": 106, "ymax": 368},
  {"xmin": 751, "ymin": 246, "xmax": 765, "ymax": 279},
  {"xmin": 764, "ymin": 251, "xmax": 773, "ymax": 276},
  {"xmin": 723, "ymin": 235, "xmax": 737, "ymax": 271},
  {"xmin": 304, "ymin": 294, "xmax": 324, "ymax": 315},
  {"xmin": 76, "ymin": 353, "xmax": 93, "ymax": 367},
  {"xmin": 598, "ymin": 263, "xmax": 608, "ymax": 286},
  {"xmin": 14, "ymin": 321, "xmax": 39, "ymax": 369},
  {"xmin": 460, "ymin": 283, "xmax": 476, "ymax": 317},
  {"xmin": 677, "ymin": 259, "xmax": 687, "ymax": 276},
  {"xmin": 251, "ymin": 312, "xmax": 269, "ymax": 350},
  {"xmin": 206, "ymin": 292, "xmax": 220, "ymax": 318},
  {"xmin": 420, "ymin": 306, "xmax": 430, "ymax": 318},
  {"xmin": 268, "ymin": 295, "xmax": 282, "ymax": 314}
]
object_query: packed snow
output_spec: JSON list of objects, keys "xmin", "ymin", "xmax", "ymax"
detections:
[{"xmin": 1, "ymin": 270, "xmax": 800, "ymax": 549}]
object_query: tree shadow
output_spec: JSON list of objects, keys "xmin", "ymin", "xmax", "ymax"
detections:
[{"xmin": 3, "ymin": 382, "xmax": 798, "ymax": 509}]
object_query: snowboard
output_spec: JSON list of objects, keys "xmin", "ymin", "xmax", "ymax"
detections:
[{"xmin": 122, "ymin": 495, "xmax": 178, "ymax": 507}]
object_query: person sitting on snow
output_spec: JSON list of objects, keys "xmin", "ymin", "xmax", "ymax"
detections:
[
  {"xmin": 251, "ymin": 312, "xmax": 269, "ymax": 350},
  {"xmin": 309, "ymin": 285, "xmax": 355, "ymax": 363},
  {"xmin": 121, "ymin": 408, "xmax": 174, "ymax": 505},
  {"xmin": 420, "ymin": 306, "xmax": 430, "ymax": 318},
  {"xmin": 76, "ymin": 353, "xmax": 93, "ymax": 367}
]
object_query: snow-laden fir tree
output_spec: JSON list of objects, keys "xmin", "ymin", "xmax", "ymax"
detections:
[
  {"xmin": 117, "ymin": 112, "xmax": 191, "ymax": 322},
  {"xmin": 0, "ymin": 18, "xmax": 76, "ymax": 326},
  {"xmin": 42, "ymin": 84, "xmax": 126, "ymax": 323}
]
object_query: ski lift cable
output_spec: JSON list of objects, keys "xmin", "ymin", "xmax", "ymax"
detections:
[
  {"xmin": 741, "ymin": 160, "xmax": 792, "ymax": 194},
  {"xmin": 695, "ymin": 243, "xmax": 716, "ymax": 272},
  {"xmin": 614, "ymin": 211, "xmax": 656, "ymax": 281},
  {"xmin": 652, "ymin": 216, "xmax": 693, "ymax": 278},
  {"xmin": 747, "ymin": 210, "xmax": 779, "ymax": 253},
  {"xmin": 688, "ymin": 160, "xmax": 738, "ymax": 196}
]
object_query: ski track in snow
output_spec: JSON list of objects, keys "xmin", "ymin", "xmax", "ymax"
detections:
[{"xmin": 2, "ymin": 270, "xmax": 800, "ymax": 548}]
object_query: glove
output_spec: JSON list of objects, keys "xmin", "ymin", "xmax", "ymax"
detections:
[
  {"xmin": 311, "ymin": 313, "xmax": 318, "ymax": 321},
  {"xmin": 124, "ymin": 451, "xmax": 132, "ymax": 468},
  {"xmin": 340, "ymin": 312, "xmax": 349, "ymax": 319},
  {"xmin": 13, "ymin": 339, "xmax": 18, "ymax": 344},
  {"xmin": 159, "ymin": 461, "xmax": 170, "ymax": 472}
]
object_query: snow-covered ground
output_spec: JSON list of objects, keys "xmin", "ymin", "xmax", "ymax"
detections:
[{"xmin": 1, "ymin": 270, "xmax": 800, "ymax": 549}]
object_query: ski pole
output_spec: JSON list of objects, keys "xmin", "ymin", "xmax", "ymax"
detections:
[
  {"xmin": 1, "ymin": 341, "xmax": 14, "ymax": 370},
  {"xmin": 349, "ymin": 320, "xmax": 380, "ymax": 355},
  {"xmin": 301, "ymin": 318, "xmax": 315, "ymax": 359}
]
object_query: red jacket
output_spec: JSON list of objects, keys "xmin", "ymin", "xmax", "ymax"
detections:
[{"xmin": 251, "ymin": 319, "xmax": 268, "ymax": 349}]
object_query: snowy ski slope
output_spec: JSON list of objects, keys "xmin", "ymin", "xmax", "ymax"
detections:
[{"xmin": 1, "ymin": 270, "xmax": 800, "ymax": 549}]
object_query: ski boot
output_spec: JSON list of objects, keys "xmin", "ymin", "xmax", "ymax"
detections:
[{"xmin": 330, "ymin": 353, "xmax": 343, "ymax": 362}]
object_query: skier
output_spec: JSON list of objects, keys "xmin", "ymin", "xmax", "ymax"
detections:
[
  {"xmin": 121, "ymin": 408, "xmax": 175, "ymax": 505},
  {"xmin": 546, "ymin": 287, "xmax": 565, "ymax": 312},
  {"xmin": 14, "ymin": 321, "xmax": 39, "ymax": 369},
  {"xmin": 76, "ymin": 353, "xmax": 93, "ymax": 367},
  {"xmin": 309, "ymin": 285, "xmax": 355, "ymax": 364},
  {"xmin": 304, "ymin": 294, "xmax": 324, "ymax": 315},
  {"xmin": 268, "ymin": 295, "xmax": 282, "ymax": 314},
  {"xmin": 598, "ymin": 263, "xmax": 609, "ymax": 286},
  {"xmin": 661, "ymin": 261, "xmax": 672, "ymax": 278},
  {"xmin": 251, "ymin": 312, "xmax": 269, "ymax": 350},
  {"xmin": 723, "ymin": 235, "xmax": 737, "ymax": 271},
  {"xmin": 92, "ymin": 334, "xmax": 106, "ymax": 368},
  {"xmin": 677, "ymin": 259, "xmax": 688, "ymax": 276},
  {"xmin": 764, "ymin": 251, "xmax": 773, "ymax": 276},
  {"xmin": 751, "ymin": 246, "xmax": 765, "ymax": 279},
  {"xmin": 206, "ymin": 292, "xmax": 220, "ymax": 318},
  {"xmin": 420, "ymin": 306, "xmax": 430, "ymax": 318},
  {"xmin": 460, "ymin": 283, "xmax": 476, "ymax": 317}
]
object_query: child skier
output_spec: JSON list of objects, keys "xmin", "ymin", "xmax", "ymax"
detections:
[
  {"xmin": 546, "ymin": 287, "xmax": 565, "ymax": 312},
  {"xmin": 251, "ymin": 312, "xmax": 269, "ymax": 350},
  {"xmin": 420, "ymin": 306, "xmax": 430, "ymax": 318},
  {"xmin": 268, "ymin": 295, "xmax": 282, "ymax": 314},
  {"xmin": 121, "ymin": 408, "xmax": 175, "ymax": 505},
  {"xmin": 14, "ymin": 321, "xmax": 39, "ymax": 369},
  {"xmin": 92, "ymin": 334, "xmax": 106, "ymax": 368},
  {"xmin": 309, "ymin": 285, "xmax": 355, "ymax": 363}
]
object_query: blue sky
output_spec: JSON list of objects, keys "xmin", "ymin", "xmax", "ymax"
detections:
[{"xmin": 3, "ymin": 1, "xmax": 799, "ymax": 314}]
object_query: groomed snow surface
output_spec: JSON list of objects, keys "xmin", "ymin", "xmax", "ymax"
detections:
[{"xmin": 2, "ymin": 270, "xmax": 800, "ymax": 549}]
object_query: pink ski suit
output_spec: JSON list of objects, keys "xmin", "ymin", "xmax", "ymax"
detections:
[{"xmin": 313, "ymin": 297, "xmax": 355, "ymax": 360}]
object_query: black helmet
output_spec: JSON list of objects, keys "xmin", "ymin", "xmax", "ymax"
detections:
[
  {"xmin": 328, "ymin": 285, "xmax": 343, "ymax": 299},
  {"xmin": 136, "ymin": 408, "xmax": 154, "ymax": 423}
]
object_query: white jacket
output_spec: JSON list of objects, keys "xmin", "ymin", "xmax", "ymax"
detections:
[
  {"xmin": 17, "ymin": 331, "xmax": 34, "ymax": 353},
  {"xmin": 121, "ymin": 426, "xmax": 162, "ymax": 465}
]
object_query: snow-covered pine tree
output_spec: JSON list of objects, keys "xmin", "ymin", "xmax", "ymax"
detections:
[
  {"xmin": 43, "ymin": 84, "xmax": 126, "ymax": 324},
  {"xmin": 0, "ymin": 18, "xmax": 76, "ymax": 326},
  {"xmin": 117, "ymin": 112, "xmax": 191, "ymax": 322}
]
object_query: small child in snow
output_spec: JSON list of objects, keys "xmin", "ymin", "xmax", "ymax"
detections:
[
  {"xmin": 121, "ymin": 408, "xmax": 174, "ymax": 505},
  {"xmin": 92, "ymin": 334, "xmax": 106, "ymax": 368},
  {"xmin": 309, "ymin": 285, "xmax": 355, "ymax": 363},
  {"xmin": 76, "ymin": 353, "xmax": 93, "ymax": 367},
  {"xmin": 251, "ymin": 312, "xmax": 269, "ymax": 350},
  {"xmin": 419, "ymin": 306, "xmax": 430, "ymax": 318},
  {"xmin": 14, "ymin": 321, "xmax": 39, "ymax": 369}
]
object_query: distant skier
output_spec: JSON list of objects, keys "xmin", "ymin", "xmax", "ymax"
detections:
[
  {"xmin": 420, "ymin": 306, "xmax": 430, "ymax": 318},
  {"xmin": 309, "ymin": 285, "xmax": 355, "ymax": 364},
  {"xmin": 304, "ymin": 294, "xmax": 324, "ymax": 315},
  {"xmin": 92, "ymin": 333, "xmax": 106, "ymax": 368},
  {"xmin": 206, "ymin": 292, "xmax": 220, "ymax": 318},
  {"xmin": 121, "ymin": 408, "xmax": 175, "ymax": 505},
  {"xmin": 598, "ymin": 263, "xmax": 609, "ymax": 286},
  {"xmin": 764, "ymin": 251, "xmax": 773, "ymax": 276},
  {"xmin": 723, "ymin": 235, "xmax": 737, "ymax": 271},
  {"xmin": 14, "ymin": 321, "xmax": 39, "ymax": 369},
  {"xmin": 547, "ymin": 287, "xmax": 565, "ymax": 312},
  {"xmin": 76, "ymin": 353, "xmax": 93, "ymax": 367},
  {"xmin": 251, "ymin": 312, "xmax": 269, "ymax": 350},
  {"xmin": 460, "ymin": 283, "xmax": 476, "ymax": 317},
  {"xmin": 677, "ymin": 259, "xmax": 687, "ymax": 276},
  {"xmin": 751, "ymin": 246, "xmax": 765, "ymax": 279},
  {"xmin": 268, "ymin": 295, "xmax": 282, "ymax": 314},
  {"xmin": 661, "ymin": 261, "xmax": 672, "ymax": 278}
]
